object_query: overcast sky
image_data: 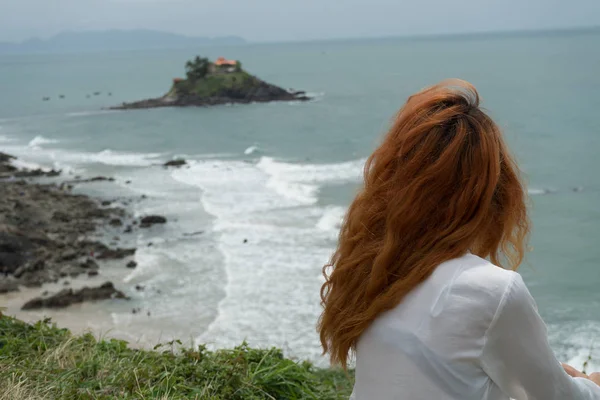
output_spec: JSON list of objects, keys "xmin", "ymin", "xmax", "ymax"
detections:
[{"xmin": 1, "ymin": 0, "xmax": 600, "ymax": 43}]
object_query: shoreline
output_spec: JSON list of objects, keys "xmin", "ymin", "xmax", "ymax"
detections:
[
  {"xmin": 0, "ymin": 151, "xmax": 221, "ymax": 350},
  {"xmin": 0, "ymin": 152, "xmax": 156, "ymax": 326}
]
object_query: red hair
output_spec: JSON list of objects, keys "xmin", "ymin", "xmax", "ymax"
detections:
[{"xmin": 318, "ymin": 79, "xmax": 530, "ymax": 367}]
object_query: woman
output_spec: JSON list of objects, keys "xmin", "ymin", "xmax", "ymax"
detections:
[{"xmin": 318, "ymin": 80, "xmax": 600, "ymax": 399}]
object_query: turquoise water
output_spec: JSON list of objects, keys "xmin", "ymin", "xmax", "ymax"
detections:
[{"xmin": 1, "ymin": 30, "xmax": 599, "ymax": 366}]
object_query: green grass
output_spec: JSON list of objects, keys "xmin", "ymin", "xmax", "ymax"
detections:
[
  {"xmin": 0, "ymin": 317, "xmax": 353, "ymax": 400},
  {"xmin": 172, "ymin": 71, "xmax": 258, "ymax": 98}
]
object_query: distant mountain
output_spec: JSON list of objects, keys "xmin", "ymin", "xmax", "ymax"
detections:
[{"xmin": 0, "ymin": 30, "xmax": 246, "ymax": 54}]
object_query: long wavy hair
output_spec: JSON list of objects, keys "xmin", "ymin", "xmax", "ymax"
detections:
[{"xmin": 318, "ymin": 79, "xmax": 530, "ymax": 367}]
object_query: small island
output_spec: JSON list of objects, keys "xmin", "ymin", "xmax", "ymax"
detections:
[{"xmin": 112, "ymin": 56, "xmax": 310, "ymax": 110}]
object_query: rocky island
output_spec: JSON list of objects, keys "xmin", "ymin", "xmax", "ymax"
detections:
[{"xmin": 112, "ymin": 56, "xmax": 309, "ymax": 110}]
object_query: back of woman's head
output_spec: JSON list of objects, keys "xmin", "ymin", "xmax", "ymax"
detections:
[{"xmin": 318, "ymin": 79, "xmax": 530, "ymax": 367}]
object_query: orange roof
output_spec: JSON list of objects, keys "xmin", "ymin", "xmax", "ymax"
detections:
[{"xmin": 215, "ymin": 57, "xmax": 237, "ymax": 66}]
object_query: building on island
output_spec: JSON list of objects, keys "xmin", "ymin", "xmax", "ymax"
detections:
[{"xmin": 212, "ymin": 57, "xmax": 239, "ymax": 73}]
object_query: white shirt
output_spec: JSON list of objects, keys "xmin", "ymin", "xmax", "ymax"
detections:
[{"xmin": 351, "ymin": 253, "xmax": 600, "ymax": 400}]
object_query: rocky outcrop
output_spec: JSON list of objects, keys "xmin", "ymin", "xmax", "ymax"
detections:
[
  {"xmin": 96, "ymin": 247, "xmax": 136, "ymax": 259},
  {"xmin": 111, "ymin": 71, "xmax": 310, "ymax": 110},
  {"xmin": 0, "ymin": 152, "xmax": 60, "ymax": 179},
  {"xmin": 0, "ymin": 279, "xmax": 19, "ymax": 294},
  {"xmin": 140, "ymin": 215, "xmax": 167, "ymax": 228},
  {"xmin": 21, "ymin": 282, "xmax": 129, "ymax": 310},
  {"xmin": 164, "ymin": 159, "xmax": 187, "ymax": 167},
  {"xmin": 0, "ymin": 154, "xmax": 138, "ymax": 292}
]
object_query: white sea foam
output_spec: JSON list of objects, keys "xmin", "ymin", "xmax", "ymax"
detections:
[
  {"xmin": 44, "ymin": 149, "xmax": 163, "ymax": 167},
  {"xmin": 88, "ymin": 149, "xmax": 163, "ymax": 166},
  {"xmin": 305, "ymin": 91, "xmax": 326, "ymax": 100},
  {"xmin": 0, "ymin": 142, "xmax": 163, "ymax": 177},
  {"xmin": 66, "ymin": 110, "xmax": 118, "ymax": 118},
  {"xmin": 257, "ymin": 156, "xmax": 365, "ymax": 184},
  {"xmin": 169, "ymin": 158, "xmax": 356, "ymax": 362},
  {"xmin": 10, "ymin": 158, "xmax": 45, "ymax": 171},
  {"xmin": 548, "ymin": 320, "xmax": 600, "ymax": 372},
  {"xmin": 316, "ymin": 206, "xmax": 346, "ymax": 237},
  {"xmin": 528, "ymin": 188, "xmax": 554, "ymax": 195},
  {"xmin": 244, "ymin": 145, "xmax": 260, "ymax": 155},
  {"xmin": 28, "ymin": 135, "xmax": 59, "ymax": 147},
  {"xmin": 256, "ymin": 156, "xmax": 364, "ymax": 204}
]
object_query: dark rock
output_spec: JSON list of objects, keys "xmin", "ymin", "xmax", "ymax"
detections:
[
  {"xmin": 80, "ymin": 258, "xmax": 99, "ymax": 269},
  {"xmin": 13, "ymin": 169, "xmax": 61, "ymax": 178},
  {"xmin": 21, "ymin": 272, "xmax": 49, "ymax": 287},
  {"xmin": 0, "ymin": 231, "xmax": 35, "ymax": 274},
  {"xmin": 109, "ymin": 218, "xmax": 123, "ymax": 227},
  {"xmin": 101, "ymin": 200, "xmax": 112, "ymax": 206},
  {"xmin": 139, "ymin": 215, "xmax": 167, "ymax": 228},
  {"xmin": 243, "ymin": 239, "xmax": 248, "ymax": 244},
  {"xmin": 59, "ymin": 249, "xmax": 78, "ymax": 261},
  {"xmin": 0, "ymin": 152, "xmax": 16, "ymax": 163},
  {"xmin": 63, "ymin": 280, "xmax": 70, "ymax": 285},
  {"xmin": 51, "ymin": 211, "xmax": 71, "ymax": 223},
  {"xmin": 0, "ymin": 279, "xmax": 19, "ymax": 294},
  {"xmin": 22, "ymin": 282, "xmax": 129, "ymax": 310},
  {"xmin": 124, "ymin": 225, "xmax": 133, "ymax": 233},
  {"xmin": 125, "ymin": 180, "xmax": 132, "ymax": 185},
  {"xmin": 183, "ymin": 231, "xmax": 204, "ymax": 237},
  {"xmin": 87, "ymin": 209, "xmax": 108, "ymax": 219},
  {"xmin": 126, "ymin": 261, "xmax": 137, "ymax": 269},
  {"xmin": 135, "ymin": 284, "xmax": 144, "ymax": 291},
  {"xmin": 89, "ymin": 176, "xmax": 115, "ymax": 182},
  {"xmin": 13, "ymin": 259, "xmax": 45, "ymax": 278},
  {"xmin": 164, "ymin": 159, "xmax": 187, "ymax": 167},
  {"xmin": 96, "ymin": 248, "xmax": 136, "ymax": 260},
  {"xmin": 58, "ymin": 264, "xmax": 84, "ymax": 278},
  {"xmin": 87, "ymin": 270, "xmax": 99, "ymax": 277}
]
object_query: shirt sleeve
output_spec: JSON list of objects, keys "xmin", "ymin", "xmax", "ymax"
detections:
[{"xmin": 480, "ymin": 273, "xmax": 600, "ymax": 400}]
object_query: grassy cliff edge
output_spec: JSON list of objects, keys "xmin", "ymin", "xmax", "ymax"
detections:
[{"xmin": 0, "ymin": 317, "xmax": 353, "ymax": 400}]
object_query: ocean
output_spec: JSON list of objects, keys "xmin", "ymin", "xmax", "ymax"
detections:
[{"xmin": 1, "ymin": 29, "xmax": 599, "ymax": 368}]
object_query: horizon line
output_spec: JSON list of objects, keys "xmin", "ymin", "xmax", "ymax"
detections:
[
  {"xmin": 250, "ymin": 24, "xmax": 600, "ymax": 46},
  {"xmin": 2, "ymin": 24, "xmax": 599, "ymax": 46}
]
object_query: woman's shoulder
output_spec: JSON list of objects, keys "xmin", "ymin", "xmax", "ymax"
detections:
[{"xmin": 444, "ymin": 253, "xmax": 523, "ymax": 313}]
